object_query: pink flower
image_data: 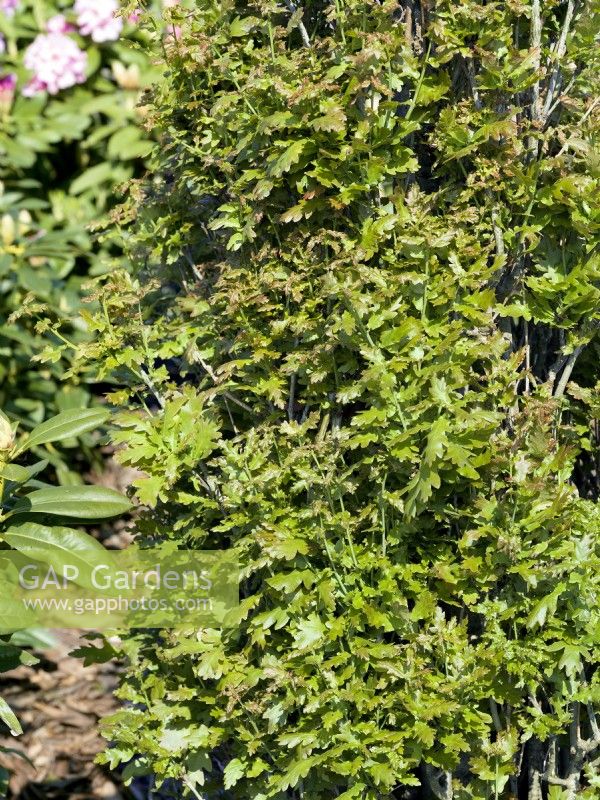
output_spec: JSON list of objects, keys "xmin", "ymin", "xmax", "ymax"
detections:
[
  {"xmin": 128, "ymin": 8, "xmax": 142, "ymax": 23},
  {"xmin": 0, "ymin": 73, "xmax": 17, "ymax": 112},
  {"xmin": 0, "ymin": 73, "xmax": 16, "ymax": 91},
  {"xmin": 74, "ymin": 0, "xmax": 123, "ymax": 43},
  {"xmin": 22, "ymin": 33, "xmax": 87, "ymax": 96},
  {"xmin": 0, "ymin": 0, "xmax": 19, "ymax": 17},
  {"xmin": 46, "ymin": 14, "xmax": 76, "ymax": 34}
]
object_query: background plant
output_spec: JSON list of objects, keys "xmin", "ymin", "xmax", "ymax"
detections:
[
  {"xmin": 0, "ymin": 0, "xmax": 167, "ymax": 482},
  {"xmin": 56, "ymin": 0, "xmax": 600, "ymax": 798},
  {"xmin": 0, "ymin": 407, "xmax": 131, "ymax": 788}
]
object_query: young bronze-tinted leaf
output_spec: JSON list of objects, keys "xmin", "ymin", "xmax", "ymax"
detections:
[{"xmin": 267, "ymin": 140, "xmax": 309, "ymax": 178}]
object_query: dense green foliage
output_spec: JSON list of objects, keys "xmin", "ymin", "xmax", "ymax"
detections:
[
  {"xmin": 0, "ymin": 0, "xmax": 163, "ymax": 480},
  {"xmin": 62, "ymin": 0, "xmax": 600, "ymax": 797}
]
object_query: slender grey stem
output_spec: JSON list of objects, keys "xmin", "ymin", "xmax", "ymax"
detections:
[
  {"xmin": 542, "ymin": 0, "xmax": 578, "ymax": 121},
  {"xmin": 554, "ymin": 345, "xmax": 583, "ymax": 397},
  {"xmin": 282, "ymin": 0, "xmax": 311, "ymax": 48},
  {"xmin": 529, "ymin": 0, "xmax": 543, "ymax": 158}
]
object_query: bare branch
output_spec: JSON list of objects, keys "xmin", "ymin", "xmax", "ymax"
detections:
[
  {"xmin": 544, "ymin": 71, "xmax": 577, "ymax": 122},
  {"xmin": 554, "ymin": 345, "xmax": 583, "ymax": 397},
  {"xmin": 491, "ymin": 206, "xmax": 505, "ymax": 258},
  {"xmin": 541, "ymin": 774, "xmax": 570, "ymax": 787},
  {"xmin": 283, "ymin": 0, "xmax": 311, "ymax": 48},
  {"xmin": 542, "ymin": 0, "xmax": 579, "ymax": 121},
  {"xmin": 466, "ymin": 59, "xmax": 483, "ymax": 111},
  {"xmin": 529, "ymin": 0, "xmax": 543, "ymax": 158},
  {"xmin": 138, "ymin": 367, "xmax": 166, "ymax": 409},
  {"xmin": 489, "ymin": 698, "xmax": 503, "ymax": 732},
  {"xmin": 571, "ymin": 700, "xmax": 581, "ymax": 751},
  {"xmin": 183, "ymin": 246, "xmax": 204, "ymax": 282},
  {"xmin": 529, "ymin": 693, "xmax": 544, "ymax": 714},
  {"xmin": 196, "ymin": 355, "xmax": 254, "ymax": 413},
  {"xmin": 288, "ymin": 371, "xmax": 297, "ymax": 422},
  {"xmin": 530, "ymin": 0, "xmax": 543, "ymax": 121},
  {"xmin": 425, "ymin": 765, "xmax": 453, "ymax": 800},
  {"xmin": 587, "ymin": 703, "xmax": 600, "ymax": 744}
]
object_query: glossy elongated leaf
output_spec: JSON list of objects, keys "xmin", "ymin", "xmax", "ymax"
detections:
[
  {"xmin": 3, "ymin": 522, "xmax": 107, "ymax": 589},
  {"xmin": 20, "ymin": 409, "xmax": 110, "ymax": 452},
  {"xmin": 0, "ymin": 594, "xmax": 38, "ymax": 635},
  {"xmin": 0, "ymin": 464, "xmax": 30, "ymax": 483},
  {"xmin": 11, "ymin": 486, "xmax": 132, "ymax": 519},
  {"xmin": 0, "ymin": 698, "xmax": 22, "ymax": 736},
  {"xmin": 0, "ymin": 461, "xmax": 48, "ymax": 485}
]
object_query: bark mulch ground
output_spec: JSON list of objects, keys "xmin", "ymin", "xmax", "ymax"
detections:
[{"xmin": 0, "ymin": 629, "xmax": 124, "ymax": 800}]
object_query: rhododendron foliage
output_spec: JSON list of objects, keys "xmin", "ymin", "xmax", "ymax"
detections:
[{"xmin": 0, "ymin": 0, "xmax": 161, "ymax": 480}]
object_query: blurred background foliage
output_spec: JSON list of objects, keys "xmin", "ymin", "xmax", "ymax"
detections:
[{"xmin": 0, "ymin": 0, "xmax": 167, "ymax": 482}]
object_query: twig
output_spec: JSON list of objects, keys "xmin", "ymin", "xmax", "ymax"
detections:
[
  {"xmin": 529, "ymin": 693, "xmax": 544, "ymax": 714},
  {"xmin": 223, "ymin": 396, "xmax": 238, "ymax": 435},
  {"xmin": 137, "ymin": 367, "xmax": 166, "ymax": 409},
  {"xmin": 541, "ymin": 773, "xmax": 570, "ymax": 787},
  {"xmin": 183, "ymin": 778, "xmax": 205, "ymax": 800},
  {"xmin": 196, "ymin": 355, "xmax": 253, "ymax": 413},
  {"xmin": 466, "ymin": 59, "xmax": 483, "ymax": 110},
  {"xmin": 542, "ymin": 737, "xmax": 558, "ymax": 786},
  {"xmin": 544, "ymin": 71, "xmax": 577, "ymax": 122},
  {"xmin": 587, "ymin": 703, "xmax": 600, "ymax": 745},
  {"xmin": 525, "ymin": 320, "xmax": 531, "ymax": 395},
  {"xmin": 182, "ymin": 246, "xmax": 204, "ymax": 282},
  {"xmin": 490, "ymin": 206, "xmax": 505, "ymax": 258},
  {"xmin": 425, "ymin": 765, "xmax": 453, "ymax": 800},
  {"xmin": 547, "ymin": 351, "xmax": 570, "ymax": 386},
  {"xmin": 529, "ymin": 0, "xmax": 543, "ymax": 158},
  {"xmin": 282, "ymin": 0, "xmax": 311, "ymax": 48},
  {"xmin": 530, "ymin": 0, "xmax": 543, "ymax": 121},
  {"xmin": 403, "ymin": 2, "xmax": 413, "ymax": 48},
  {"xmin": 489, "ymin": 698, "xmax": 503, "ymax": 732},
  {"xmin": 542, "ymin": 0, "xmax": 578, "ymax": 122},
  {"xmin": 288, "ymin": 371, "xmax": 297, "ymax": 422},
  {"xmin": 563, "ymin": 701, "xmax": 584, "ymax": 797},
  {"xmin": 580, "ymin": 669, "xmax": 600, "ymax": 747},
  {"xmin": 554, "ymin": 345, "xmax": 583, "ymax": 397}
]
